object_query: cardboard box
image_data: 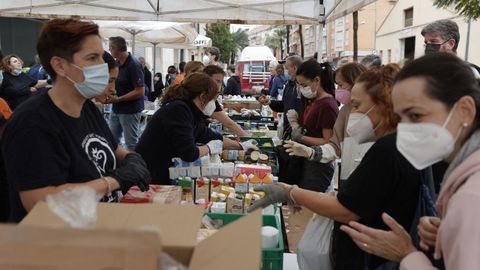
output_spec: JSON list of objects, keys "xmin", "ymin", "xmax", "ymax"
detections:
[
  {"xmin": 20, "ymin": 202, "xmax": 262, "ymax": 269},
  {"xmin": 0, "ymin": 225, "xmax": 161, "ymax": 269}
]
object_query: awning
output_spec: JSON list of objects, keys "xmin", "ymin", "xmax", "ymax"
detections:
[
  {"xmin": 0, "ymin": 0, "xmax": 342, "ymax": 25},
  {"xmin": 96, "ymin": 20, "xmax": 198, "ymax": 45}
]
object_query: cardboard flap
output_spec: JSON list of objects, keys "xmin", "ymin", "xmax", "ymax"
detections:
[
  {"xmin": 123, "ymin": 203, "xmax": 204, "ymax": 247},
  {"xmin": 0, "ymin": 224, "xmax": 161, "ymax": 269},
  {"xmin": 21, "ymin": 202, "xmax": 204, "ymax": 247},
  {"xmin": 189, "ymin": 210, "xmax": 262, "ymax": 270}
]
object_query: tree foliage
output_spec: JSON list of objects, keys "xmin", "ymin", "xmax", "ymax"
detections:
[
  {"xmin": 433, "ymin": 0, "xmax": 480, "ymax": 20},
  {"xmin": 232, "ymin": 28, "xmax": 249, "ymax": 52},
  {"xmin": 265, "ymin": 27, "xmax": 287, "ymax": 57},
  {"xmin": 206, "ymin": 23, "xmax": 234, "ymax": 63}
]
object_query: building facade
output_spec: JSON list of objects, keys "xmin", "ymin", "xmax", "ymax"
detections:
[
  {"xmin": 325, "ymin": 0, "xmax": 395, "ymax": 64},
  {"xmin": 376, "ymin": 0, "xmax": 480, "ymax": 65}
]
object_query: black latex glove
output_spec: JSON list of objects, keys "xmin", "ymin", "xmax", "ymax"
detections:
[{"xmin": 108, "ymin": 152, "xmax": 151, "ymax": 194}]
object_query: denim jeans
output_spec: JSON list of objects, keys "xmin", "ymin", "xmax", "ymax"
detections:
[{"xmin": 109, "ymin": 112, "xmax": 142, "ymax": 150}]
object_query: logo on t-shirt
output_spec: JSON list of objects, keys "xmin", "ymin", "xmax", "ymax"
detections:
[{"xmin": 82, "ymin": 134, "xmax": 116, "ymax": 176}]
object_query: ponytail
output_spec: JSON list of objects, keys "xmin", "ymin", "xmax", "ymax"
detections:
[{"xmin": 296, "ymin": 59, "xmax": 336, "ymax": 97}]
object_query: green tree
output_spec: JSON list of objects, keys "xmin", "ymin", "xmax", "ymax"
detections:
[
  {"xmin": 265, "ymin": 27, "xmax": 287, "ymax": 59},
  {"xmin": 231, "ymin": 28, "xmax": 249, "ymax": 63},
  {"xmin": 433, "ymin": 0, "xmax": 480, "ymax": 19},
  {"xmin": 206, "ymin": 23, "xmax": 234, "ymax": 63}
]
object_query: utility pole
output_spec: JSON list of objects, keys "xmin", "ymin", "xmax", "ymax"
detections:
[{"xmin": 465, "ymin": 18, "xmax": 471, "ymax": 61}]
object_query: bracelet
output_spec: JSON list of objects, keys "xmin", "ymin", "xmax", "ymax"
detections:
[
  {"xmin": 102, "ymin": 176, "xmax": 112, "ymax": 196},
  {"xmin": 288, "ymin": 185, "xmax": 299, "ymax": 205}
]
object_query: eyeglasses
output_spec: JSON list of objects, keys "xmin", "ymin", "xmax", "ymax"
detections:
[{"xmin": 423, "ymin": 40, "xmax": 449, "ymax": 48}]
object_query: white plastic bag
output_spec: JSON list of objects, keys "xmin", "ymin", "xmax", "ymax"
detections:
[
  {"xmin": 297, "ymin": 214, "xmax": 334, "ymax": 270},
  {"xmin": 46, "ymin": 186, "xmax": 99, "ymax": 228}
]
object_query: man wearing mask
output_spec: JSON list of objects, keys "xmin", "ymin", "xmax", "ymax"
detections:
[
  {"xmin": 138, "ymin": 57, "xmax": 152, "ymax": 99},
  {"xmin": 203, "ymin": 47, "xmax": 221, "ymax": 66},
  {"xmin": 259, "ymin": 55, "xmax": 303, "ymax": 138},
  {"xmin": 107, "ymin": 36, "xmax": 145, "ymax": 150},
  {"xmin": 422, "ymin": 19, "xmax": 480, "ymax": 78}
]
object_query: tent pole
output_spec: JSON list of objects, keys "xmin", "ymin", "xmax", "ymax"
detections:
[
  {"xmin": 132, "ymin": 33, "xmax": 136, "ymax": 56},
  {"xmin": 317, "ymin": 0, "xmax": 325, "ymax": 63},
  {"xmin": 316, "ymin": 24, "xmax": 324, "ymax": 63},
  {"xmin": 153, "ymin": 43, "xmax": 157, "ymax": 75}
]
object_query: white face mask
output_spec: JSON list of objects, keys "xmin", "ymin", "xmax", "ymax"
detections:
[
  {"xmin": 66, "ymin": 63, "xmax": 109, "ymax": 99},
  {"xmin": 203, "ymin": 100, "xmax": 216, "ymax": 116},
  {"xmin": 346, "ymin": 105, "xmax": 377, "ymax": 144},
  {"xmin": 396, "ymin": 104, "xmax": 462, "ymax": 170},
  {"xmin": 299, "ymin": 85, "xmax": 317, "ymax": 99},
  {"xmin": 203, "ymin": 55, "xmax": 210, "ymax": 66}
]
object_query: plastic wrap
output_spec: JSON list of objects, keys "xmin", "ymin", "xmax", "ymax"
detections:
[
  {"xmin": 46, "ymin": 186, "xmax": 99, "ymax": 228},
  {"xmin": 159, "ymin": 252, "xmax": 187, "ymax": 270}
]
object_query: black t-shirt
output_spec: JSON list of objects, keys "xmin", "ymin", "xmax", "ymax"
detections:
[
  {"xmin": 0, "ymin": 72, "xmax": 37, "ymax": 110},
  {"xmin": 333, "ymin": 133, "xmax": 421, "ymax": 270},
  {"xmin": 113, "ymin": 53, "xmax": 145, "ymax": 114},
  {"xmin": 224, "ymin": 76, "xmax": 241, "ymax": 96},
  {"xmin": 136, "ymin": 100, "xmax": 223, "ymax": 184},
  {"xmin": 2, "ymin": 92, "xmax": 118, "ymax": 222}
]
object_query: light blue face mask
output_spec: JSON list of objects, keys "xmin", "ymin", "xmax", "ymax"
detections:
[
  {"xmin": 13, "ymin": 68, "xmax": 22, "ymax": 76},
  {"xmin": 66, "ymin": 63, "xmax": 109, "ymax": 99},
  {"xmin": 284, "ymin": 69, "xmax": 291, "ymax": 81}
]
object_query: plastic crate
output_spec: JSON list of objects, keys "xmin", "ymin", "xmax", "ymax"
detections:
[{"xmin": 205, "ymin": 213, "xmax": 284, "ymax": 270}]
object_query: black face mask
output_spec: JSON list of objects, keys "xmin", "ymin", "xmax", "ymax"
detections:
[
  {"xmin": 425, "ymin": 43, "xmax": 441, "ymax": 55},
  {"xmin": 424, "ymin": 40, "xmax": 448, "ymax": 55}
]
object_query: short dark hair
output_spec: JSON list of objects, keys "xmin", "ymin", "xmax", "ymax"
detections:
[
  {"xmin": 421, "ymin": 19, "xmax": 460, "ymax": 52},
  {"xmin": 37, "ymin": 19, "xmax": 100, "ymax": 80},
  {"xmin": 167, "ymin": 65, "xmax": 177, "ymax": 74},
  {"xmin": 207, "ymin": 47, "xmax": 220, "ymax": 62},
  {"xmin": 227, "ymin": 65, "xmax": 236, "ymax": 73},
  {"xmin": 360, "ymin": 54, "xmax": 382, "ymax": 68},
  {"xmin": 102, "ymin": 51, "xmax": 118, "ymax": 71},
  {"xmin": 395, "ymin": 53, "xmax": 480, "ymax": 129},
  {"xmin": 109, "ymin": 36, "xmax": 127, "ymax": 52},
  {"xmin": 203, "ymin": 64, "xmax": 225, "ymax": 77},
  {"xmin": 179, "ymin": 61, "xmax": 186, "ymax": 72}
]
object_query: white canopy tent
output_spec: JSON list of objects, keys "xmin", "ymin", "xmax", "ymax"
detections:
[
  {"xmin": 0, "ymin": 0, "xmax": 378, "ymax": 61},
  {"xmin": 96, "ymin": 20, "xmax": 198, "ymax": 74}
]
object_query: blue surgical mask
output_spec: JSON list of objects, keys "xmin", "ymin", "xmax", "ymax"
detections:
[
  {"xmin": 66, "ymin": 63, "xmax": 109, "ymax": 99},
  {"xmin": 284, "ymin": 70, "xmax": 291, "ymax": 81}
]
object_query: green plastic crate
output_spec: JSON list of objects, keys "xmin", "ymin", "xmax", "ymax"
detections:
[{"xmin": 205, "ymin": 213, "xmax": 284, "ymax": 270}]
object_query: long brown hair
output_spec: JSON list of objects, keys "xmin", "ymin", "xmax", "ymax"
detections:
[
  {"xmin": 355, "ymin": 63, "xmax": 401, "ymax": 133},
  {"xmin": 161, "ymin": 72, "xmax": 218, "ymax": 106}
]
